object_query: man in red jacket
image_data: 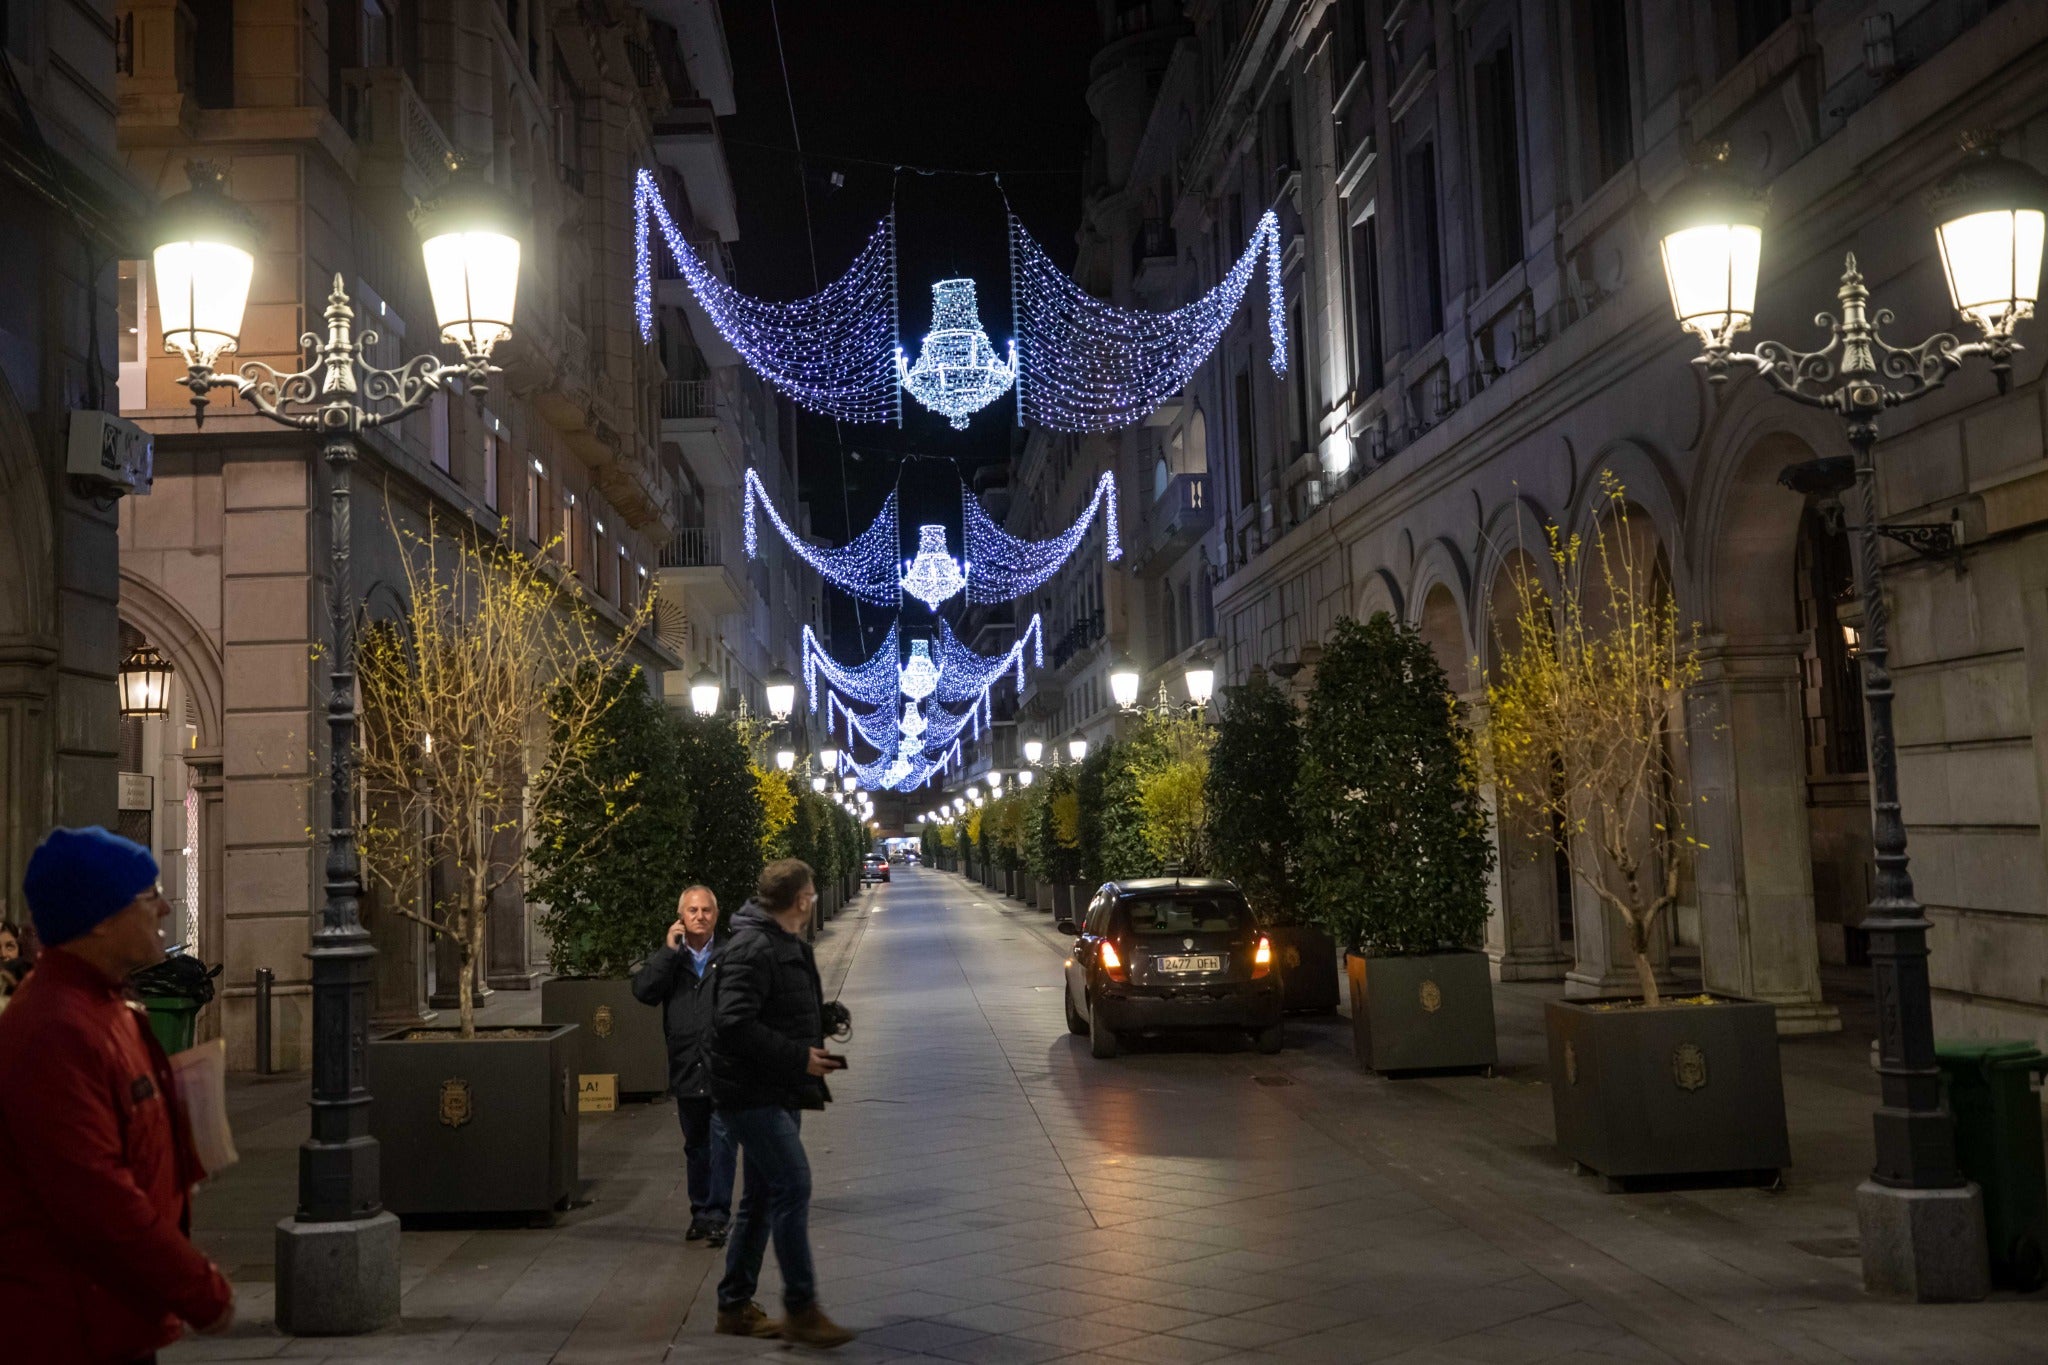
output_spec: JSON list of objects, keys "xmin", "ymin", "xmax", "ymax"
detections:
[{"xmin": 0, "ymin": 826, "xmax": 235, "ymax": 1363}]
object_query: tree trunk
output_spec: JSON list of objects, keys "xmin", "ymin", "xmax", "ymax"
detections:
[
  {"xmin": 457, "ymin": 887, "xmax": 487, "ymax": 1039},
  {"xmin": 1629, "ymin": 916, "xmax": 1661, "ymax": 1007}
]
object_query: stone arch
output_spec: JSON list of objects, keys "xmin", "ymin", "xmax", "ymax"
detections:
[
  {"xmin": 1408, "ymin": 538, "xmax": 1473, "ymax": 691},
  {"xmin": 1689, "ymin": 394, "xmax": 1839, "ymax": 636},
  {"xmin": 117, "ymin": 570, "xmax": 224, "ymax": 751},
  {"xmin": 1568, "ymin": 438, "xmax": 1692, "ymax": 614},
  {"xmin": 1355, "ymin": 566, "xmax": 1403, "ymax": 623},
  {"xmin": 1474, "ymin": 494, "xmax": 1559, "ymax": 675}
]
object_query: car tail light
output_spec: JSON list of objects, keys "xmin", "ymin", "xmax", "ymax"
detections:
[
  {"xmin": 1251, "ymin": 936, "xmax": 1273, "ymax": 979},
  {"xmin": 1099, "ymin": 939, "xmax": 1127, "ymax": 982}
]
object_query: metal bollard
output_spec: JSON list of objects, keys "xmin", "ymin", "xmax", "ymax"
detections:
[{"xmin": 254, "ymin": 966, "xmax": 274, "ymax": 1075}]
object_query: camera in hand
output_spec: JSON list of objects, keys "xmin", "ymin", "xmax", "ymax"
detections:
[{"xmin": 821, "ymin": 999, "xmax": 852, "ymax": 1041}]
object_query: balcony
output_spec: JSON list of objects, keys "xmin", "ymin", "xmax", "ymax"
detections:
[
  {"xmin": 652, "ymin": 100, "xmax": 738, "ymax": 241},
  {"xmin": 1048, "ymin": 612, "xmax": 1106, "ymax": 674},
  {"xmin": 655, "ymin": 526, "xmax": 744, "ymax": 617},
  {"xmin": 1131, "ymin": 473, "xmax": 1212, "ymax": 576},
  {"xmin": 342, "ymin": 67, "xmax": 454, "ymax": 204},
  {"xmin": 1130, "ymin": 218, "xmax": 1177, "ymax": 295},
  {"xmin": 659, "ymin": 378, "xmax": 744, "ymax": 488}
]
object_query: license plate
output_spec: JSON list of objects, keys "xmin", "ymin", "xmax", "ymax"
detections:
[{"xmin": 1156, "ymin": 954, "xmax": 1221, "ymax": 973}]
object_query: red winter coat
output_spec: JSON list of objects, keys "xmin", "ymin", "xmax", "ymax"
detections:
[{"xmin": 0, "ymin": 948, "xmax": 233, "ymax": 1363}]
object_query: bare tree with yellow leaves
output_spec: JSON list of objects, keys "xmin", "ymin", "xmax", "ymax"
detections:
[
  {"xmin": 1485, "ymin": 479, "xmax": 1704, "ymax": 1006},
  {"xmin": 356, "ymin": 514, "xmax": 653, "ymax": 1036}
]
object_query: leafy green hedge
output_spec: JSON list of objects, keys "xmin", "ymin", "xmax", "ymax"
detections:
[{"xmin": 1206, "ymin": 669, "xmax": 1303, "ymax": 923}]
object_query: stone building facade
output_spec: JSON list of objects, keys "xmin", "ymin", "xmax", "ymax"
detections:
[
  {"xmin": 111, "ymin": 0, "xmax": 813, "ymax": 1068},
  {"xmin": 0, "ymin": 3, "xmax": 149, "ymax": 932},
  {"xmin": 1010, "ymin": 0, "xmax": 2048, "ymax": 1045}
]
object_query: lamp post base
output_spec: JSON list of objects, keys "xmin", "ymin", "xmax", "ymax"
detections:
[
  {"xmin": 1855, "ymin": 1180, "xmax": 1989, "ymax": 1302},
  {"xmin": 274, "ymin": 1211, "xmax": 401, "ymax": 1336}
]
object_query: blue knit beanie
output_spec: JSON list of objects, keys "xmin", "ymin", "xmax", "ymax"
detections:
[{"xmin": 23, "ymin": 826, "xmax": 159, "ymax": 945}]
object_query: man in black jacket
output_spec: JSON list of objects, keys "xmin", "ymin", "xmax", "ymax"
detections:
[
  {"xmin": 709, "ymin": 858, "xmax": 853, "ymax": 1349},
  {"xmin": 630, "ymin": 883, "xmax": 734, "ymax": 1245}
]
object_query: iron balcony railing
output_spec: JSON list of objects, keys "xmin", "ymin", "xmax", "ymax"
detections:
[
  {"xmin": 658, "ymin": 527, "xmax": 722, "ymax": 569},
  {"xmin": 659, "ymin": 379, "xmax": 718, "ymax": 421},
  {"xmin": 1049, "ymin": 612, "xmax": 1105, "ymax": 671}
]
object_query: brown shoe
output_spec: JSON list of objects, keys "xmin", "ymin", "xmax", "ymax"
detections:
[
  {"xmin": 715, "ymin": 1301, "xmax": 782, "ymax": 1338},
  {"xmin": 782, "ymin": 1303, "xmax": 855, "ymax": 1349}
]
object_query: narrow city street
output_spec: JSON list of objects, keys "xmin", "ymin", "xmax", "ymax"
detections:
[{"xmin": 169, "ymin": 868, "xmax": 2042, "ymax": 1365}]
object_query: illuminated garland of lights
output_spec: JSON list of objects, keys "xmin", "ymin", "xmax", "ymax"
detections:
[
  {"xmin": 895, "ymin": 278, "xmax": 1017, "ymax": 429},
  {"xmin": 899, "ymin": 525, "xmax": 971, "ymax": 608},
  {"xmin": 743, "ymin": 469, "xmax": 901, "ymax": 605},
  {"xmin": 931, "ymin": 614, "xmax": 1043, "ymax": 704},
  {"xmin": 633, "ymin": 168, "xmax": 898, "ymax": 423},
  {"xmin": 963, "ymin": 472, "xmax": 1119, "ymax": 602},
  {"xmin": 898, "ymin": 639, "xmax": 941, "ymax": 700},
  {"xmin": 1012, "ymin": 210, "xmax": 1288, "ymax": 431},
  {"xmin": 800, "ymin": 621, "xmax": 900, "ymax": 710}
]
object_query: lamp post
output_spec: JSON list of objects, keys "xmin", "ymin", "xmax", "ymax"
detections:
[
  {"xmin": 1657, "ymin": 134, "xmax": 2047, "ymax": 1302},
  {"xmin": 689, "ymin": 664, "xmax": 723, "ymax": 717},
  {"xmin": 151, "ymin": 158, "xmax": 524, "ymax": 1333}
]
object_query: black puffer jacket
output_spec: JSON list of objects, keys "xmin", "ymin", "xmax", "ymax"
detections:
[
  {"xmin": 628, "ymin": 934, "xmax": 725, "ymax": 1099},
  {"xmin": 710, "ymin": 901, "xmax": 830, "ymax": 1112}
]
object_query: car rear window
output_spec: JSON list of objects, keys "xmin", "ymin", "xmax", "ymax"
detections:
[{"xmin": 1119, "ymin": 896, "xmax": 1249, "ymax": 936}]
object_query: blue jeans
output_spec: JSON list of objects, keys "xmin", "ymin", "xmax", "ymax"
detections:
[
  {"xmin": 716, "ymin": 1106, "xmax": 816, "ymax": 1312},
  {"xmin": 675, "ymin": 1097, "xmax": 735, "ymax": 1226}
]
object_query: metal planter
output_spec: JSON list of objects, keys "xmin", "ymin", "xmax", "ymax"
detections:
[
  {"xmin": 1345, "ymin": 950, "xmax": 1498, "ymax": 1074},
  {"xmin": 541, "ymin": 976, "xmax": 669, "ymax": 1099},
  {"xmin": 1270, "ymin": 925, "xmax": 1340, "ymax": 1013},
  {"xmin": 1545, "ymin": 997, "xmax": 1789, "ymax": 1186},
  {"xmin": 369, "ymin": 1023, "xmax": 580, "ymax": 1218}
]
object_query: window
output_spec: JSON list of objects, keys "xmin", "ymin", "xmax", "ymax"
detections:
[
  {"xmin": 561, "ymin": 495, "xmax": 577, "ymax": 569},
  {"xmin": 1581, "ymin": 0, "xmax": 1634, "ymax": 188},
  {"xmin": 1473, "ymin": 43, "xmax": 1524, "ymax": 285},
  {"xmin": 554, "ymin": 47, "xmax": 585, "ymax": 191},
  {"xmin": 1233, "ymin": 368, "xmax": 1257, "ymax": 509},
  {"xmin": 430, "ymin": 392, "xmax": 451, "ymax": 473},
  {"xmin": 616, "ymin": 545, "xmax": 629, "ymax": 608},
  {"xmin": 1348, "ymin": 211, "xmax": 1385, "ymax": 394},
  {"xmin": 190, "ymin": 0, "xmax": 235, "ymax": 109},
  {"xmin": 527, "ymin": 461, "xmax": 544, "ymax": 544},
  {"xmin": 1403, "ymin": 139, "xmax": 1444, "ymax": 340},
  {"xmin": 482, "ymin": 428, "xmax": 500, "ymax": 510},
  {"xmin": 1731, "ymin": 0, "xmax": 1790, "ymax": 62},
  {"xmin": 1288, "ymin": 295, "xmax": 1310, "ymax": 449},
  {"xmin": 118, "ymin": 260, "xmax": 149, "ymax": 413}
]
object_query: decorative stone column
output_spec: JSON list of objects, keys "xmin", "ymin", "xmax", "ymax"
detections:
[
  {"xmin": 1688, "ymin": 635, "xmax": 1839, "ymax": 1034},
  {"xmin": 1466, "ymin": 695, "xmax": 1570, "ymax": 980}
]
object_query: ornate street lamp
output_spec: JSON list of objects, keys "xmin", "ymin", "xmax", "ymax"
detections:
[
  {"xmin": 819, "ymin": 744, "xmax": 841, "ymax": 773},
  {"xmin": 1657, "ymin": 133, "xmax": 2048, "ymax": 1302},
  {"xmin": 117, "ymin": 642, "xmax": 175, "ymax": 719},
  {"xmin": 1108, "ymin": 656, "xmax": 1142, "ymax": 710},
  {"xmin": 689, "ymin": 665, "xmax": 723, "ymax": 717},
  {"xmin": 841, "ymin": 774, "xmax": 858, "ymax": 793},
  {"xmin": 1067, "ymin": 736, "xmax": 1089, "ymax": 763},
  {"xmin": 1183, "ymin": 656, "xmax": 1216, "ymax": 709},
  {"xmin": 151, "ymin": 155, "xmax": 524, "ymax": 1334},
  {"xmin": 1022, "ymin": 735, "xmax": 1044, "ymax": 765},
  {"xmin": 774, "ymin": 743, "xmax": 797, "ymax": 772},
  {"xmin": 764, "ymin": 665, "xmax": 798, "ymax": 723}
]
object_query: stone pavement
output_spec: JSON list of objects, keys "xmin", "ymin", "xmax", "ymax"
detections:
[{"xmin": 168, "ymin": 868, "xmax": 2045, "ymax": 1364}]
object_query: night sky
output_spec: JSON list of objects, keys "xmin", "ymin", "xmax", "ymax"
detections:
[{"xmin": 719, "ymin": 0, "xmax": 1100, "ymax": 652}]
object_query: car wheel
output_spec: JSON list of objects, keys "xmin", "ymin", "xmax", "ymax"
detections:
[
  {"xmin": 1254, "ymin": 1022, "xmax": 1284, "ymax": 1055},
  {"xmin": 1063, "ymin": 986, "xmax": 1089, "ymax": 1036},
  {"xmin": 1088, "ymin": 996, "xmax": 1118, "ymax": 1059}
]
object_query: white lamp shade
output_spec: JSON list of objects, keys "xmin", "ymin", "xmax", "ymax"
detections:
[
  {"xmin": 775, "ymin": 747, "xmax": 796, "ymax": 772},
  {"xmin": 153, "ymin": 239, "xmax": 254, "ymax": 367},
  {"xmin": 1109, "ymin": 660, "xmax": 1141, "ymax": 709},
  {"xmin": 118, "ymin": 643, "xmax": 174, "ymax": 718},
  {"xmin": 1184, "ymin": 661, "xmax": 1216, "ymax": 706},
  {"xmin": 689, "ymin": 667, "xmax": 721, "ymax": 716},
  {"xmin": 1017, "ymin": 769, "xmax": 1035, "ymax": 788},
  {"xmin": 1659, "ymin": 223, "xmax": 1761, "ymax": 341},
  {"xmin": 1067, "ymin": 737, "xmax": 1089, "ymax": 762},
  {"xmin": 986, "ymin": 771, "xmax": 1002, "ymax": 790},
  {"xmin": 764, "ymin": 669, "xmax": 798, "ymax": 721},
  {"xmin": 810, "ymin": 775, "xmax": 826, "ymax": 792},
  {"xmin": 1022, "ymin": 738, "xmax": 1043, "ymax": 764},
  {"xmin": 841, "ymin": 774, "xmax": 858, "ymax": 792},
  {"xmin": 421, "ymin": 229, "xmax": 520, "ymax": 352},
  {"xmin": 1935, "ymin": 208, "xmax": 2046, "ymax": 333},
  {"xmin": 820, "ymin": 746, "xmax": 840, "ymax": 773}
]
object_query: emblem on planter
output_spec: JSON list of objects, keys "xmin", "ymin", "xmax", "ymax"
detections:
[
  {"xmin": 1419, "ymin": 979, "xmax": 1443, "ymax": 1014},
  {"xmin": 1564, "ymin": 1040, "xmax": 1578, "ymax": 1086},
  {"xmin": 593, "ymin": 1005, "xmax": 615, "ymax": 1039},
  {"xmin": 1283, "ymin": 944, "xmax": 1302, "ymax": 969},
  {"xmin": 438, "ymin": 1077, "xmax": 473, "ymax": 1128},
  {"xmin": 1672, "ymin": 1042, "xmax": 1708, "ymax": 1092}
]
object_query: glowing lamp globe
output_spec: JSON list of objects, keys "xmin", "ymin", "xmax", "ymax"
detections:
[
  {"xmin": 1022, "ymin": 736, "xmax": 1044, "ymax": 765},
  {"xmin": 764, "ymin": 666, "xmax": 798, "ymax": 722},
  {"xmin": 1926, "ymin": 133, "xmax": 2048, "ymax": 337},
  {"xmin": 1655, "ymin": 150, "xmax": 1766, "ymax": 345},
  {"xmin": 689, "ymin": 665, "xmax": 722, "ymax": 717},
  {"xmin": 775, "ymin": 745, "xmax": 797, "ymax": 772},
  {"xmin": 118, "ymin": 643, "xmax": 175, "ymax": 719},
  {"xmin": 413, "ymin": 159, "xmax": 525, "ymax": 357},
  {"xmin": 810, "ymin": 775, "xmax": 827, "ymax": 793},
  {"xmin": 841, "ymin": 774, "xmax": 858, "ymax": 793},
  {"xmin": 150, "ymin": 162, "xmax": 260, "ymax": 370},
  {"xmin": 1017, "ymin": 768, "xmax": 1035, "ymax": 788},
  {"xmin": 1109, "ymin": 657, "xmax": 1142, "ymax": 710},
  {"xmin": 1067, "ymin": 737, "xmax": 1089, "ymax": 763},
  {"xmin": 820, "ymin": 745, "xmax": 840, "ymax": 773},
  {"xmin": 1184, "ymin": 657, "xmax": 1216, "ymax": 707}
]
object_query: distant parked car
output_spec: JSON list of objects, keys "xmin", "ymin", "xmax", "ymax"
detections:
[
  {"xmin": 1058, "ymin": 879, "xmax": 1281, "ymax": 1059},
  {"xmin": 861, "ymin": 855, "xmax": 891, "ymax": 884}
]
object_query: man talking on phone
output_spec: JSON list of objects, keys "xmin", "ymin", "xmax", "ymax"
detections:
[{"xmin": 708, "ymin": 858, "xmax": 853, "ymax": 1349}]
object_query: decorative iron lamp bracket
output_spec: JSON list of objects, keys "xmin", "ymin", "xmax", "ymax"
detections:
[{"xmin": 1777, "ymin": 453, "xmax": 1967, "ymax": 576}]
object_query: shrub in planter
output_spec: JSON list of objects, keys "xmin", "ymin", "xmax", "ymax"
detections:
[
  {"xmin": 1132, "ymin": 715, "xmax": 1212, "ymax": 874},
  {"xmin": 1078, "ymin": 738, "xmax": 1156, "ymax": 885},
  {"xmin": 1300, "ymin": 614, "xmax": 1498, "ymax": 1072},
  {"xmin": 1483, "ymin": 485, "xmax": 1776, "ymax": 1184},
  {"xmin": 529, "ymin": 668, "xmax": 689, "ymax": 1096},
  {"xmin": 673, "ymin": 713, "xmax": 766, "ymax": 923},
  {"xmin": 1207, "ymin": 670, "xmax": 1336, "ymax": 1011}
]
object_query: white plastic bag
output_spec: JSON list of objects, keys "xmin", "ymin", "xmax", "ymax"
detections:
[{"xmin": 169, "ymin": 1038, "xmax": 239, "ymax": 1178}]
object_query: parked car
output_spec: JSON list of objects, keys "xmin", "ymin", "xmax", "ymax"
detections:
[
  {"xmin": 1058, "ymin": 879, "xmax": 1282, "ymax": 1059},
  {"xmin": 861, "ymin": 855, "xmax": 891, "ymax": 884}
]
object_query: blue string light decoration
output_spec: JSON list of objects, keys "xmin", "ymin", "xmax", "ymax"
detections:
[
  {"xmin": 931, "ymin": 614, "xmax": 1043, "ymax": 704},
  {"xmin": 1011, "ymin": 210, "xmax": 1288, "ymax": 431},
  {"xmin": 963, "ymin": 472, "xmax": 1119, "ymax": 602},
  {"xmin": 634, "ymin": 169, "xmax": 898, "ymax": 423},
  {"xmin": 800, "ymin": 621, "xmax": 900, "ymax": 710},
  {"xmin": 895, "ymin": 278, "xmax": 1018, "ymax": 429},
  {"xmin": 898, "ymin": 639, "xmax": 941, "ymax": 701},
  {"xmin": 899, "ymin": 525, "xmax": 971, "ymax": 609},
  {"xmin": 743, "ymin": 469, "xmax": 902, "ymax": 605}
]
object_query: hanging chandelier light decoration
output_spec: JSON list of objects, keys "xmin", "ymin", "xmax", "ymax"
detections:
[
  {"xmin": 899, "ymin": 524, "xmax": 971, "ymax": 608},
  {"xmin": 963, "ymin": 473, "xmax": 1119, "ymax": 602},
  {"xmin": 633, "ymin": 170, "xmax": 898, "ymax": 423},
  {"xmin": 1012, "ymin": 209, "xmax": 1287, "ymax": 431},
  {"xmin": 898, "ymin": 638, "xmax": 942, "ymax": 700},
  {"xmin": 895, "ymin": 278, "xmax": 1018, "ymax": 429}
]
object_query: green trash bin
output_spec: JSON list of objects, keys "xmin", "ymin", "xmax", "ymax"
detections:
[
  {"xmin": 1935, "ymin": 1039, "xmax": 2048, "ymax": 1291},
  {"xmin": 140, "ymin": 995, "xmax": 201, "ymax": 1055}
]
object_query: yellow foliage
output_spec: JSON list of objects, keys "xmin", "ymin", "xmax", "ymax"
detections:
[
  {"xmin": 1136, "ymin": 757, "xmax": 1208, "ymax": 870},
  {"xmin": 753, "ymin": 762, "xmax": 796, "ymax": 857},
  {"xmin": 966, "ymin": 807, "xmax": 984, "ymax": 843},
  {"xmin": 1051, "ymin": 792, "xmax": 1081, "ymax": 848}
]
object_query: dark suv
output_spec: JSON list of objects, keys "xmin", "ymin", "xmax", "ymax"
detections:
[{"xmin": 1058, "ymin": 879, "xmax": 1282, "ymax": 1059}]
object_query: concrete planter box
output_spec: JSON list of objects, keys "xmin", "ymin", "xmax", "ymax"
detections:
[
  {"xmin": 1545, "ymin": 997, "xmax": 1789, "ymax": 1187},
  {"xmin": 1346, "ymin": 950, "xmax": 1498, "ymax": 1074},
  {"xmin": 541, "ymin": 977, "xmax": 669, "ymax": 1099},
  {"xmin": 1271, "ymin": 925, "xmax": 1340, "ymax": 1013},
  {"xmin": 370, "ymin": 1024, "xmax": 579, "ymax": 1219},
  {"xmin": 1064, "ymin": 883, "xmax": 1091, "ymax": 918},
  {"xmin": 1022, "ymin": 877, "xmax": 1039, "ymax": 909}
]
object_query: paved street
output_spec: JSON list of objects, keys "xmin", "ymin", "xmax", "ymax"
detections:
[{"xmin": 170, "ymin": 868, "xmax": 2044, "ymax": 1364}]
